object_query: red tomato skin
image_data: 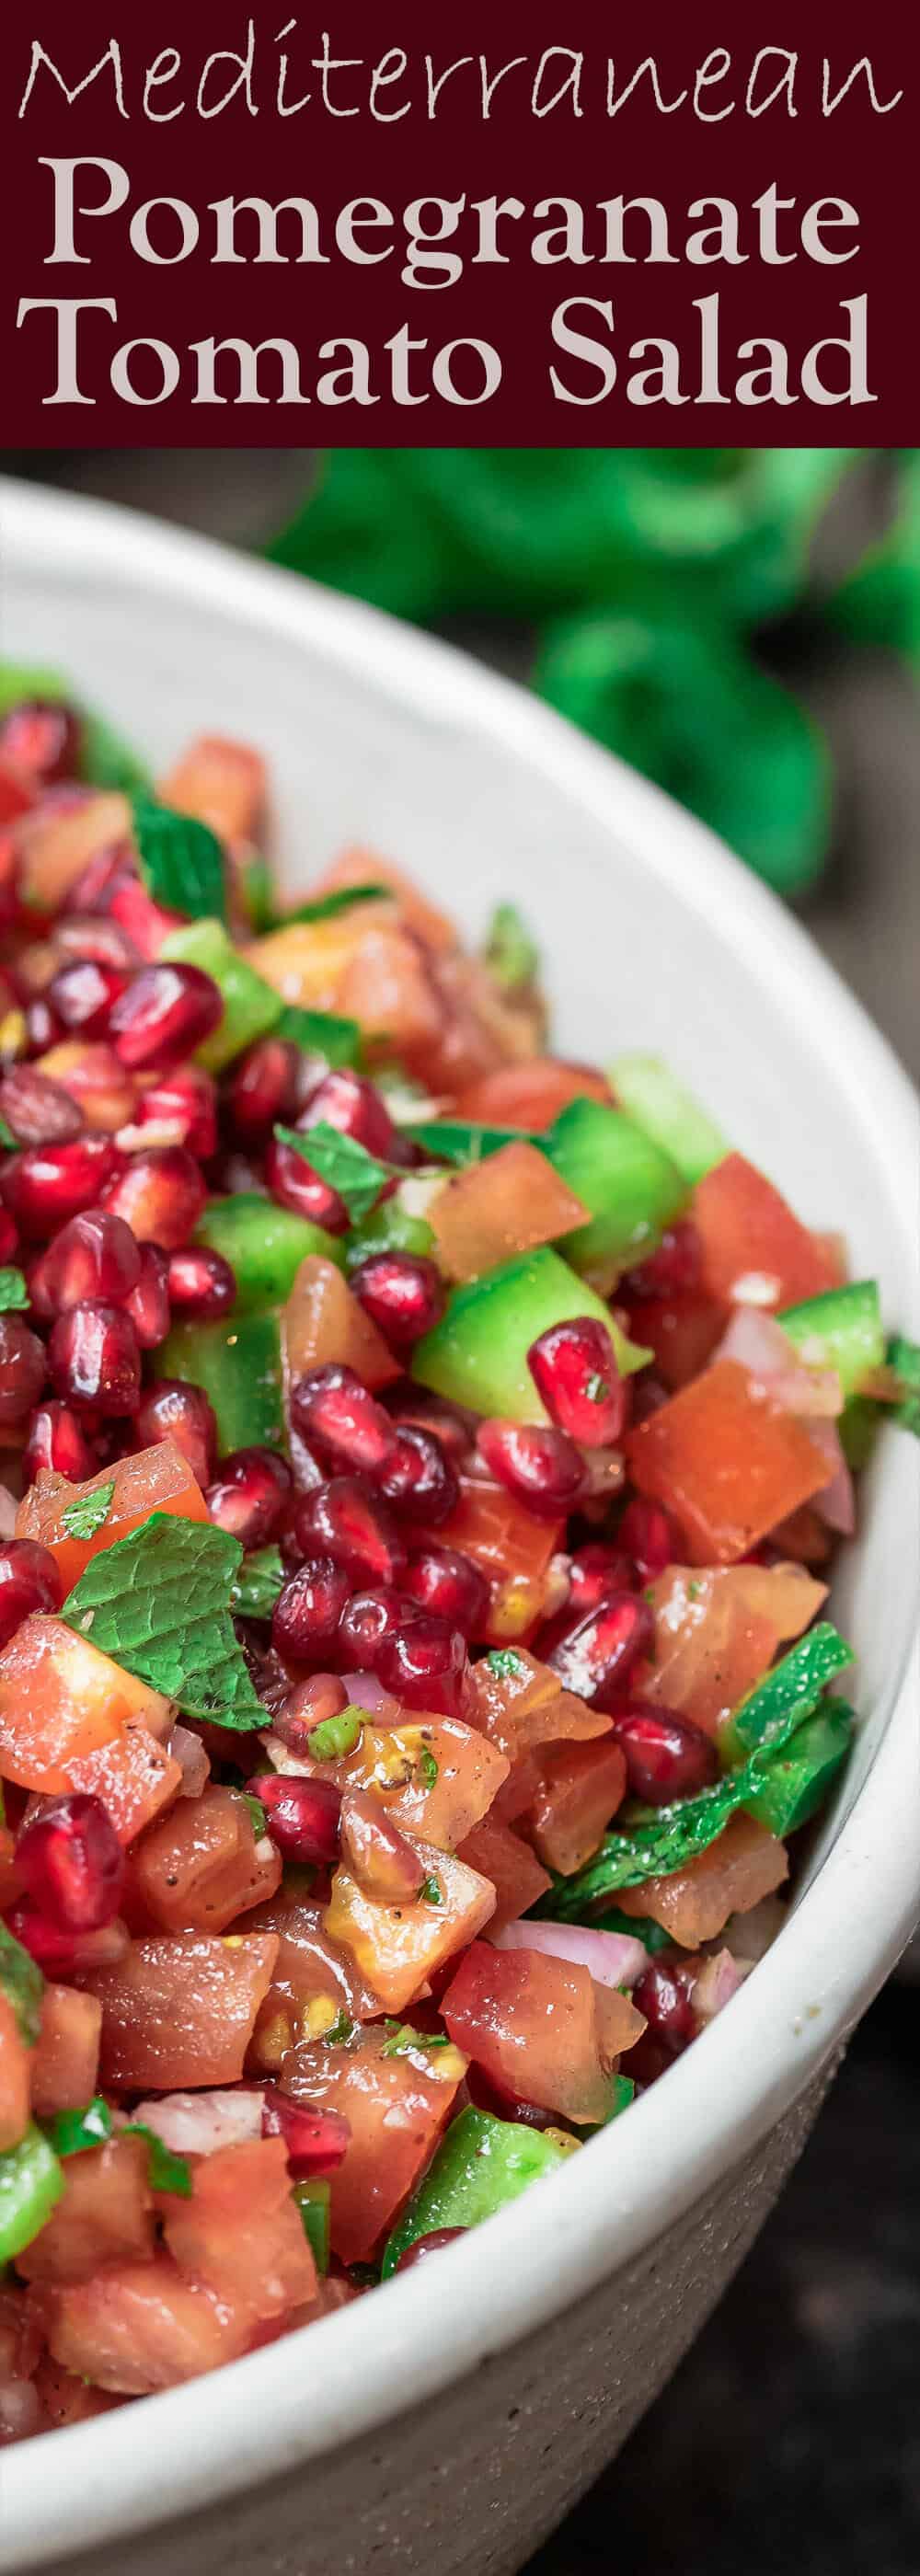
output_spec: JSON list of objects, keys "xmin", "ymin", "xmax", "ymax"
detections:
[
  {"xmin": 624, "ymin": 1361, "xmax": 828, "ymax": 1565},
  {"xmin": 80, "ymin": 1932, "xmax": 279, "ymax": 2091},
  {"xmin": 693, "ymin": 1155, "xmax": 841, "ymax": 1309},
  {"xmin": 281, "ymin": 2023, "xmax": 465, "ymax": 2265},
  {"xmin": 442, "ymin": 1940, "xmax": 638, "ymax": 2126}
]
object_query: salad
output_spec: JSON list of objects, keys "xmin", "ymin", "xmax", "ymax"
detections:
[{"xmin": 0, "ymin": 682, "xmax": 915, "ymax": 2447}]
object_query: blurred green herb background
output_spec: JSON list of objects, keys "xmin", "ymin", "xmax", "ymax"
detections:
[{"xmin": 270, "ymin": 447, "xmax": 920, "ymax": 898}]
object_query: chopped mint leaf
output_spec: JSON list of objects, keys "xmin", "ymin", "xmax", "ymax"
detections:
[
  {"xmin": 419, "ymin": 1745, "xmax": 439, "ymax": 1789},
  {"xmin": 284, "ymin": 884, "xmax": 388, "ymax": 926},
  {"xmin": 322, "ymin": 2010, "xmax": 355, "ymax": 2047},
  {"xmin": 274, "ymin": 1121, "xmax": 393, "ymax": 1225},
  {"xmin": 486, "ymin": 1650, "xmax": 525, "ymax": 1678},
  {"xmin": 405, "ymin": 1119, "xmax": 527, "ymax": 1168},
  {"xmin": 273, "ymin": 1005, "xmax": 362, "ymax": 1068},
  {"xmin": 123, "ymin": 2124, "xmax": 192, "ymax": 2196},
  {"xmin": 62, "ymin": 1512, "xmax": 266, "ymax": 1731},
  {"xmin": 132, "ymin": 792, "xmax": 227, "ymax": 926},
  {"xmin": 230, "ymin": 1545, "xmax": 285, "ymax": 1621},
  {"xmin": 244, "ymin": 1794, "xmax": 268, "ymax": 1840},
  {"xmin": 0, "ymin": 1268, "xmax": 29, "ymax": 1311},
  {"xmin": 0, "ymin": 1118, "xmax": 17, "ymax": 1152},
  {"xmin": 483, "ymin": 902, "xmax": 539, "ymax": 993},
  {"xmin": 381, "ymin": 2022, "xmax": 450, "ymax": 2057},
  {"xmin": 46, "ymin": 2098, "xmax": 113, "ymax": 2156},
  {"xmin": 420, "ymin": 1875, "xmax": 443, "ymax": 1906},
  {"xmin": 62, "ymin": 1478, "xmax": 115, "ymax": 1542},
  {"xmin": 0, "ymin": 1919, "xmax": 43, "ymax": 2047}
]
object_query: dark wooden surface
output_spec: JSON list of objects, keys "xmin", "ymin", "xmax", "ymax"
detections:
[{"xmin": 8, "ymin": 449, "xmax": 920, "ymax": 2576}]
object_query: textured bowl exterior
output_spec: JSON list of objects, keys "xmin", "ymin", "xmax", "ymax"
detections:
[{"xmin": 0, "ymin": 479, "xmax": 917, "ymax": 2576}]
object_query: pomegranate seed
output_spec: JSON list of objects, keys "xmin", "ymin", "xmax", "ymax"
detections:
[
  {"xmin": 167, "ymin": 1246, "xmax": 236, "ymax": 1321},
  {"xmin": 403, "ymin": 1543, "xmax": 489, "ymax": 1638},
  {"xmin": 0, "ymin": 700, "xmax": 82, "ymax": 788},
  {"xmin": 62, "ymin": 841, "xmax": 133, "ymax": 917},
  {"xmin": 377, "ymin": 1425, "xmax": 459, "ymax": 1525},
  {"xmin": 0, "ymin": 845, "xmax": 23, "ymax": 937},
  {"xmin": 375, "ymin": 1604, "xmax": 467, "ymax": 1719},
  {"xmin": 109, "ymin": 964, "xmax": 223, "ymax": 1070},
  {"xmin": 53, "ymin": 915, "xmax": 138, "ymax": 974},
  {"xmin": 38, "ymin": 1208, "xmax": 141, "ymax": 1314},
  {"xmin": 125, "ymin": 1241, "xmax": 171, "ymax": 1349},
  {"xmin": 396, "ymin": 2229, "xmax": 466, "ymax": 2272},
  {"xmin": 249, "ymin": 1771, "xmax": 342, "ymax": 1867},
  {"xmin": 6, "ymin": 1906, "xmax": 129, "ymax": 1975},
  {"xmin": 49, "ymin": 1302, "xmax": 141, "ymax": 1417},
  {"xmin": 290, "ymin": 1365, "xmax": 397, "ymax": 1478},
  {"xmin": 134, "ymin": 1065, "xmax": 218, "ymax": 1162},
  {"xmin": 337, "ymin": 1587, "xmax": 403, "ymax": 1671},
  {"xmin": 0, "ymin": 1209, "xmax": 17, "ymax": 1264},
  {"xmin": 228, "ymin": 1038, "xmax": 299, "ymax": 1143},
  {"xmin": 99, "ymin": 1145, "xmax": 206, "ymax": 1248},
  {"xmin": 387, "ymin": 1394, "xmax": 475, "ymax": 1467},
  {"xmin": 45, "ymin": 960, "xmax": 127, "ymax": 1041},
  {"xmin": 289, "ymin": 1476, "xmax": 406, "ymax": 1590},
  {"xmin": 206, "ymin": 1446, "xmax": 292, "ymax": 1549},
  {"xmin": 0, "ymin": 1540, "xmax": 63, "ymax": 1647},
  {"xmin": 16, "ymin": 1791, "xmax": 123, "ymax": 1933},
  {"xmin": 136, "ymin": 1380, "xmax": 217, "ymax": 1489},
  {"xmin": 2, "ymin": 1137, "xmax": 121, "ymax": 1238},
  {"xmin": 339, "ymin": 1788, "xmax": 427, "ymax": 1904},
  {"xmin": 622, "ymin": 1221, "xmax": 701, "ymax": 1301},
  {"xmin": 527, "ymin": 1317, "xmax": 626, "ymax": 1448},
  {"xmin": 273, "ymin": 1673, "xmax": 348, "ymax": 1752},
  {"xmin": 0, "ymin": 1066, "xmax": 84, "ymax": 1148},
  {"xmin": 0, "ymin": 1317, "xmax": 46, "ymax": 1424},
  {"xmin": 610, "ymin": 1700, "xmax": 719, "ymax": 1805},
  {"xmin": 350, "ymin": 1251, "xmax": 444, "ymax": 1350},
  {"xmin": 23, "ymin": 996, "xmax": 63, "ymax": 1055},
  {"xmin": 260, "ymin": 2086, "xmax": 350, "ymax": 2174},
  {"xmin": 568, "ymin": 1543, "xmax": 636, "ymax": 1613},
  {"xmin": 264, "ymin": 1134, "xmax": 349, "ymax": 1235},
  {"xmin": 633, "ymin": 1958, "xmax": 697, "ymax": 2055},
  {"xmin": 296, "ymin": 1068, "xmax": 397, "ymax": 1160},
  {"xmin": 22, "ymin": 1401, "xmax": 97, "ymax": 1487},
  {"xmin": 618, "ymin": 1499, "xmax": 675, "ymax": 1582},
  {"xmin": 272, "ymin": 1556, "xmax": 351, "ymax": 1666},
  {"xmin": 548, "ymin": 1591, "xmax": 654, "ymax": 1710},
  {"xmin": 108, "ymin": 874, "xmax": 185, "ymax": 960},
  {"xmin": 476, "ymin": 1420, "xmax": 585, "ymax": 1520}
]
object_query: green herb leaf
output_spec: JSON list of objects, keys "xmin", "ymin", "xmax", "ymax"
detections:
[
  {"xmin": 381, "ymin": 2022, "xmax": 451, "ymax": 2058},
  {"xmin": 62, "ymin": 1512, "xmax": 267, "ymax": 1731},
  {"xmin": 322, "ymin": 2009, "xmax": 355, "ymax": 2047},
  {"xmin": 404, "ymin": 1120, "xmax": 528, "ymax": 1168},
  {"xmin": 284, "ymin": 883, "xmax": 388, "ymax": 926},
  {"xmin": 486, "ymin": 1650, "xmax": 526, "ymax": 1679},
  {"xmin": 61, "ymin": 1478, "xmax": 115, "ymax": 1542},
  {"xmin": 293, "ymin": 2176, "xmax": 330, "ymax": 2271},
  {"xmin": 483, "ymin": 902, "xmax": 539, "ymax": 993},
  {"xmin": 0, "ymin": 1920, "xmax": 44, "ymax": 2047},
  {"xmin": 274, "ymin": 1121, "xmax": 392, "ymax": 1225},
  {"xmin": 230, "ymin": 1546, "xmax": 285, "ymax": 1621},
  {"xmin": 0, "ymin": 1118, "xmax": 17, "ymax": 1152},
  {"xmin": 419, "ymin": 1746, "xmax": 439, "ymax": 1789},
  {"xmin": 132, "ymin": 793, "xmax": 227, "ymax": 926},
  {"xmin": 273, "ymin": 1005, "xmax": 362, "ymax": 1069},
  {"xmin": 124, "ymin": 2124, "xmax": 192, "ymax": 2196},
  {"xmin": 720, "ymin": 1623, "xmax": 854, "ymax": 1765},
  {"xmin": 46, "ymin": 2098, "xmax": 113, "ymax": 2156},
  {"xmin": 420, "ymin": 1875, "xmax": 443, "ymax": 1906},
  {"xmin": 887, "ymin": 1333, "xmax": 920, "ymax": 1437},
  {"xmin": 244, "ymin": 1794, "xmax": 268, "ymax": 1840},
  {"xmin": 0, "ymin": 1268, "xmax": 29, "ymax": 1312},
  {"xmin": 604, "ymin": 2074, "xmax": 636, "ymax": 2122}
]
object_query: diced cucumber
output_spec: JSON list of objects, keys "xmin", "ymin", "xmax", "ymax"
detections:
[
  {"xmin": 780, "ymin": 1280, "xmax": 884, "ymax": 1397},
  {"xmin": 159, "ymin": 1313, "xmax": 285, "ymax": 1452},
  {"xmin": 745, "ymin": 1702, "xmax": 854, "ymax": 1837},
  {"xmin": 720, "ymin": 1623, "xmax": 855, "ymax": 1767},
  {"xmin": 345, "ymin": 1202, "xmax": 436, "ymax": 1269},
  {"xmin": 161, "ymin": 918, "xmax": 282, "ymax": 1070},
  {"xmin": 838, "ymin": 1395, "xmax": 880, "ymax": 1470},
  {"xmin": 381, "ymin": 2108, "xmax": 568, "ymax": 2278},
  {"xmin": 195, "ymin": 1194, "xmax": 344, "ymax": 1316},
  {"xmin": 608, "ymin": 1053, "xmax": 727, "ymax": 1185},
  {"xmin": 544, "ymin": 1098, "xmax": 687, "ymax": 1287},
  {"xmin": 411, "ymin": 1248, "xmax": 650, "ymax": 1423},
  {"xmin": 0, "ymin": 2123, "xmax": 63, "ymax": 2263},
  {"xmin": 294, "ymin": 2178, "xmax": 330, "ymax": 2272}
]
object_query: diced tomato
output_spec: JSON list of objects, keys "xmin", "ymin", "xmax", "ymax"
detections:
[
  {"xmin": 29, "ymin": 2355, "xmax": 121, "ymax": 2428},
  {"xmin": 0, "ymin": 1824, "xmax": 19, "ymax": 1912},
  {"xmin": 246, "ymin": 1895, "xmax": 381, "ymax": 2069},
  {"xmin": 454, "ymin": 1059, "xmax": 614, "ymax": 1131},
  {"xmin": 307, "ymin": 846, "xmax": 455, "ymax": 955},
  {"xmin": 624, "ymin": 1291, "xmax": 726, "ymax": 1392},
  {"xmin": 33, "ymin": 1041, "xmax": 137, "ymax": 1134},
  {"xmin": 625, "ymin": 1362, "xmax": 829, "ymax": 1565},
  {"xmin": 429, "ymin": 1143, "xmax": 588, "ymax": 1284},
  {"xmin": 326, "ymin": 1838, "xmax": 495, "ymax": 2013},
  {"xmin": 282, "ymin": 1255, "xmax": 400, "ymax": 1392},
  {"xmin": 16, "ymin": 790, "xmax": 131, "ymax": 913},
  {"xmin": 0, "ymin": 1991, "xmax": 30, "ymax": 2153},
  {"xmin": 30, "ymin": 1984, "xmax": 102, "ymax": 2120},
  {"xmin": 770, "ymin": 1505, "xmax": 834, "ymax": 1565},
  {"xmin": 163, "ymin": 2136, "xmax": 316, "ymax": 2327},
  {"xmin": 80, "ymin": 1932, "xmax": 279, "ymax": 2091},
  {"xmin": 40, "ymin": 2251, "xmax": 246, "ymax": 2393},
  {"xmin": 431, "ymin": 1479, "xmax": 565, "ymax": 1646},
  {"xmin": 67, "ymin": 1720, "xmax": 182, "ymax": 1848},
  {"xmin": 618, "ymin": 1812, "xmax": 789, "ymax": 1947},
  {"xmin": 126, "ymin": 1784, "xmax": 282, "ymax": 1934},
  {"xmin": 0, "ymin": 2283, "xmax": 43, "ymax": 2381},
  {"xmin": 281, "ymin": 2022, "xmax": 465, "ymax": 2263},
  {"xmin": 443, "ymin": 1941, "xmax": 641, "ymax": 2125},
  {"xmin": 693, "ymin": 1154, "xmax": 841, "ymax": 1309},
  {"xmin": 157, "ymin": 736, "xmax": 267, "ymax": 845},
  {"xmin": 456, "ymin": 1813, "xmax": 551, "ymax": 1931},
  {"xmin": 0, "ymin": 755, "xmax": 35, "ymax": 824},
  {"xmin": 340, "ymin": 926, "xmax": 444, "ymax": 1070},
  {"xmin": 247, "ymin": 909, "xmax": 397, "ymax": 1018},
  {"xmin": 527, "ymin": 1736, "xmax": 628, "ymax": 1877},
  {"xmin": 298, "ymin": 1715, "xmax": 509, "ymax": 1855},
  {"xmin": 639, "ymin": 1562, "xmax": 828, "ymax": 1739},
  {"xmin": 17, "ymin": 1439, "xmax": 208, "ymax": 1595},
  {"xmin": 17, "ymin": 2137, "xmax": 154, "ymax": 2285},
  {"xmin": 0, "ymin": 1616, "xmax": 174, "ymax": 1795},
  {"xmin": 466, "ymin": 1646, "xmax": 612, "ymax": 1765}
]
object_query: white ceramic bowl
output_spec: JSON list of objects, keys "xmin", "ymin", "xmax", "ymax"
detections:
[{"xmin": 1, "ymin": 478, "xmax": 918, "ymax": 2576}]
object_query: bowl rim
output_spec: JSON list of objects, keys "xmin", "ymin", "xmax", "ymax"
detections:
[{"xmin": 1, "ymin": 474, "xmax": 918, "ymax": 2571}]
